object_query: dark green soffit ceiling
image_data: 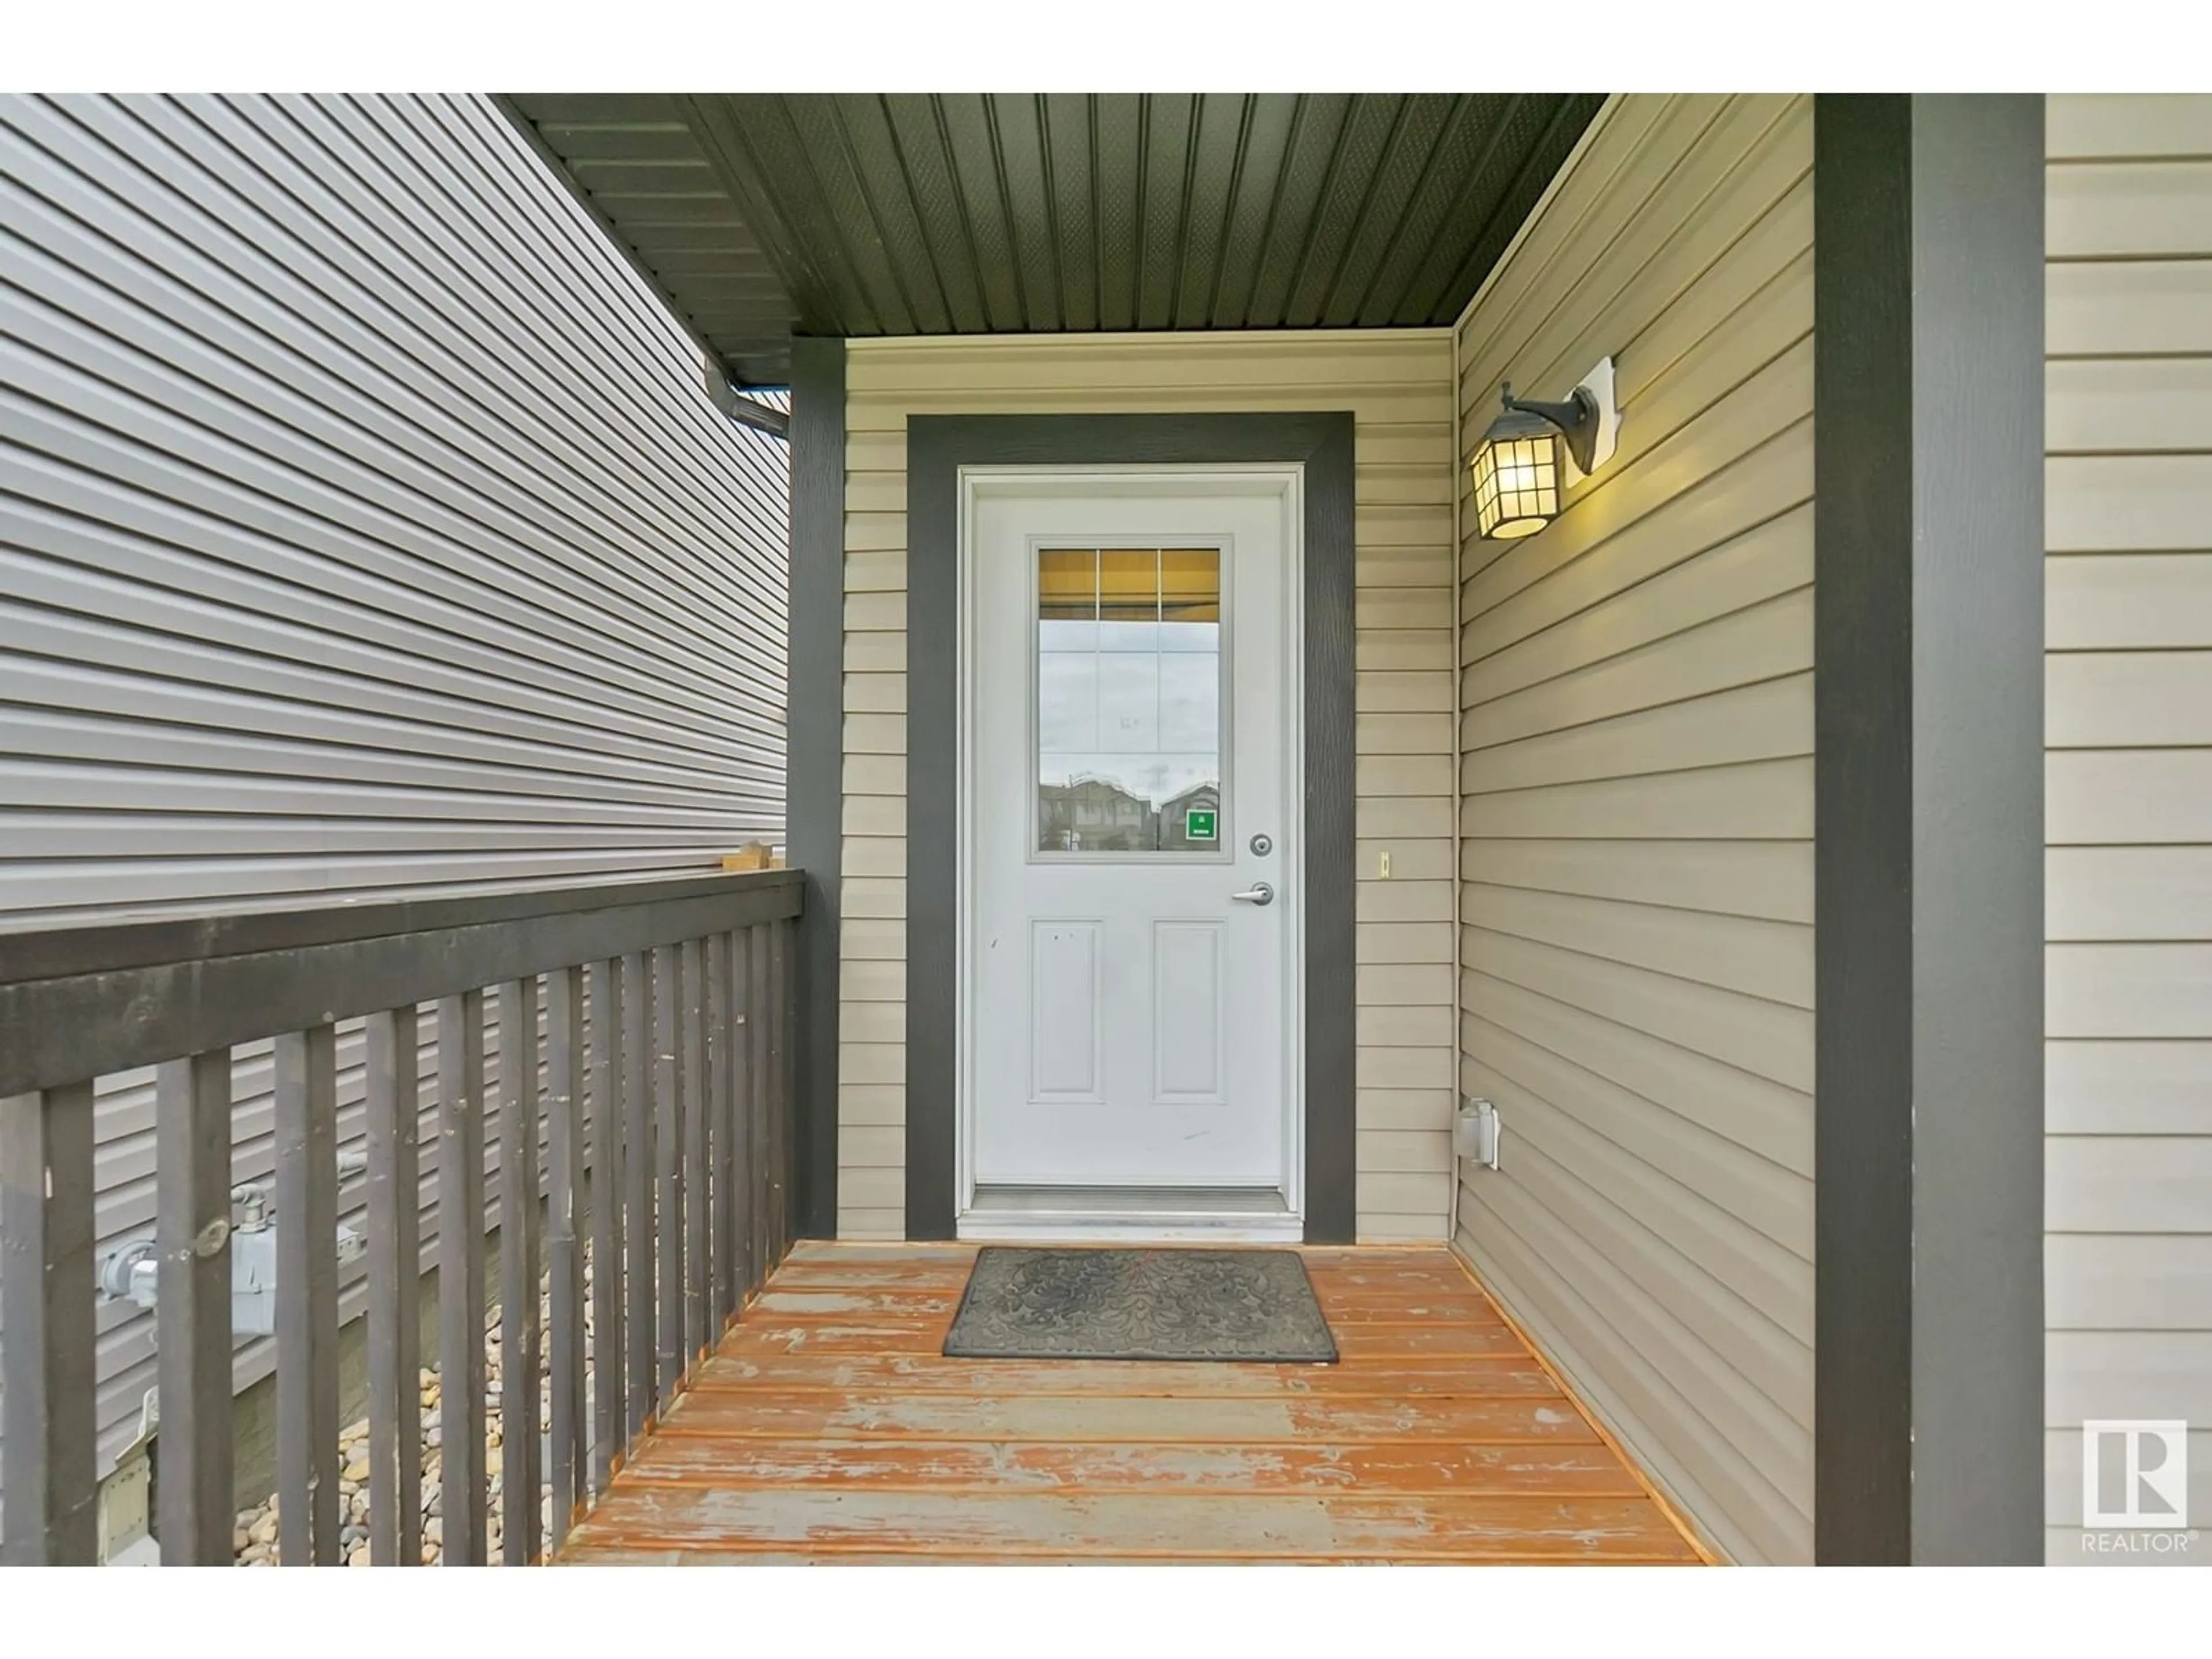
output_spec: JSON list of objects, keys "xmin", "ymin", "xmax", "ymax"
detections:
[{"xmin": 502, "ymin": 93, "xmax": 1606, "ymax": 387}]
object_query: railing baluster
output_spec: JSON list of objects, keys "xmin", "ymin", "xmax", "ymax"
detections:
[
  {"xmin": 437, "ymin": 991, "xmax": 488, "ymax": 1566},
  {"xmin": 275, "ymin": 1025, "xmax": 340, "ymax": 1565},
  {"xmin": 706, "ymin": 933, "xmax": 733, "ymax": 1334},
  {"xmin": 365, "ymin": 1007, "xmax": 422, "ymax": 1567},
  {"xmin": 654, "ymin": 942, "xmax": 685, "ymax": 1400},
  {"xmin": 156, "ymin": 1051, "xmax": 234, "ymax": 1565},
  {"xmin": 747, "ymin": 925, "xmax": 772, "ymax": 1285},
  {"xmin": 683, "ymin": 937, "xmax": 710, "ymax": 1363},
  {"xmin": 728, "ymin": 929, "xmax": 755, "ymax": 1302},
  {"xmin": 622, "ymin": 950, "xmax": 654, "ymax": 1434},
  {"xmin": 546, "ymin": 966, "xmax": 585, "ymax": 1555},
  {"xmin": 770, "ymin": 918, "xmax": 791, "ymax": 1256},
  {"xmin": 1, "ymin": 1082, "xmax": 98, "ymax": 1565},
  {"xmin": 587, "ymin": 958, "xmax": 623, "ymax": 1493},
  {"xmin": 497, "ymin": 978, "xmax": 542, "ymax": 1567}
]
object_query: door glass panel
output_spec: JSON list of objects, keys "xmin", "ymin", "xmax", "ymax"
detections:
[{"xmin": 1037, "ymin": 546, "xmax": 1221, "ymax": 853}]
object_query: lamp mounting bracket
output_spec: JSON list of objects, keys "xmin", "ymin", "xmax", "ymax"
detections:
[{"xmin": 1499, "ymin": 382, "xmax": 1603, "ymax": 476}]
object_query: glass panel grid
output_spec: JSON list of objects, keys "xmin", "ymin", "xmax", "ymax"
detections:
[
  {"xmin": 1473, "ymin": 430, "xmax": 1562, "ymax": 538},
  {"xmin": 1036, "ymin": 546, "xmax": 1222, "ymax": 854}
]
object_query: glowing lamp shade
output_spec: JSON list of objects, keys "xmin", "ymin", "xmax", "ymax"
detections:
[{"xmin": 1468, "ymin": 404, "xmax": 1563, "ymax": 540}]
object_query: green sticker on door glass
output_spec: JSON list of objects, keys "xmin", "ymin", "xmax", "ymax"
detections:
[{"xmin": 1185, "ymin": 808, "xmax": 1217, "ymax": 842}]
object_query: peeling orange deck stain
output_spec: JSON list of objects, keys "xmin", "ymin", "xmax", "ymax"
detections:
[{"xmin": 558, "ymin": 1244, "xmax": 1709, "ymax": 1566}]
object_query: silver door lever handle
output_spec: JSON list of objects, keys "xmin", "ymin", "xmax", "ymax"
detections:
[{"xmin": 1230, "ymin": 882, "xmax": 1275, "ymax": 906}]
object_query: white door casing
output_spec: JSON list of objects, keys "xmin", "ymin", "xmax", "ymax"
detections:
[{"xmin": 959, "ymin": 467, "xmax": 1304, "ymax": 1222}]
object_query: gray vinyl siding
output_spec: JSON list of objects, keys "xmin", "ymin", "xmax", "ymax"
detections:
[
  {"xmin": 0, "ymin": 94, "xmax": 786, "ymax": 1487},
  {"xmin": 2044, "ymin": 93, "xmax": 2212, "ymax": 1565},
  {"xmin": 1450, "ymin": 94, "xmax": 1813, "ymax": 1565}
]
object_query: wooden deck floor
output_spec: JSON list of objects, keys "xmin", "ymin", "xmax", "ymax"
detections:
[{"xmin": 559, "ymin": 1243, "xmax": 1707, "ymax": 1565}]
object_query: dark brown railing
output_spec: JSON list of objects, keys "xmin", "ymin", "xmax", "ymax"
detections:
[{"xmin": 0, "ymin": 870, "xmax": 802, "ymax": 1565}]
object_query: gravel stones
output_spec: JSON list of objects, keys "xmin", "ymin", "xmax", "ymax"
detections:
[{"xmin": 232, "ymin": 1253, "xmax": 589, "ymax": 1566}]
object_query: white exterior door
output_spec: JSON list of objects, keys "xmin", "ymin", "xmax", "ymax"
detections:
[{"xmin": 964, "ymin": 469, "xmax": 1301, "ymax": 1211}]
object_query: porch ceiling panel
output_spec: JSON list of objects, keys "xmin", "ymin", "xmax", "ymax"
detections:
[{"xmin": 501, "ymin": 93, "xmax": 1605, "ymax": 385}]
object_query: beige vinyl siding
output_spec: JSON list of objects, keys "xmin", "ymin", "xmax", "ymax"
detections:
[
  {"xmin": 838, "ymin": 331, "xmax": 1457, "ymax": 1241},
  {"xmin": 1449, "ymin": 94, "xmax": 1814, "ymax": 1565},
  {"xmin": 2044, "ymin": 93, "xmax": 2212, "ymax": 1564}
]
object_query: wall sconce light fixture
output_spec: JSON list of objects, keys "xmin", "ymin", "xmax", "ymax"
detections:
[{"xmin": 1468, "ymin": 357, "xmax": 1619, "ymax": 540}]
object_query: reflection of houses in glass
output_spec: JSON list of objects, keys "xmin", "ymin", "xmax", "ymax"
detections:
[
  {"xmin": 1036, "ymin": 775, "xmax": 1223, "ymax": 851},
  {"xmin": 1159, "ymin": 781, "xmax": 1222, "ymax": 850},
  {"xmin": 1037, "ymin": 775, "xmax": 1156, "ymax": 851}
]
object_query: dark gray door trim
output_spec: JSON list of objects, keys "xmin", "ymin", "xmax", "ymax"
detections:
[
  {"xmin": 1812, "ymin": 94, "xmax": 2046, "ymax": 1565},
  {"xmin": 904, "ymin": 412, "xmax": 1358, "ymax": 1243},
  {"xmin": 787, "ymin": 338, "xmax": 845, "ymax": 1238}
]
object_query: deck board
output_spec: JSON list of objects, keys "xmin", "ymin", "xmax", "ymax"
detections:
[
  {"xmin": 612, "ymin": 1436, "xmax": 1652, "ymax": 1495},
  {"xmin": 689, "ymin": 1353, "xmax": 1562, "ymax": 1396},
  {"xmin": 653, "ymin": 1389, "xmax": 1599, "ymax": 1442},
  {"xmin": 559, "ymin": 1245, "xmax": 1707, "ymax": 1565}
]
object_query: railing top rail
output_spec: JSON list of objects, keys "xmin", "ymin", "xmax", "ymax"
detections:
[
  {"xmin": 0, "ymin": 870, "xmax": 805, "ymax": 1099},
  {"xmin": 0, "ymin": 869, "xmax": 804, "ymax": 988}
]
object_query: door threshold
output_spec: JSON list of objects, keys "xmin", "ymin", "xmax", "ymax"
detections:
[{"xmin": 957, "ymin": 1184, "xmax": 1302, "ymax": 1244}]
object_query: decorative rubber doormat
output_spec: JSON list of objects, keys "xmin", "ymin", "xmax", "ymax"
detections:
[{"xmin": 943, "ymin": 1247, "xmax": 1339, "ymax": 1362}]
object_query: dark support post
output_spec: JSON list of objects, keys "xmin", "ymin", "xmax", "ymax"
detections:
[
  {"xmin": 1813, "ymin": 93, "xmax": 2046, "ymax": 1565},
  {"xmin": 1301, "ymin": 422, "xmax": 1359, "ymax": 1245},
  {"xmin": 0, "ymin": 1083, "xmax": 97, "ymax": 1565},
  {"xmin": 156, "ymin": 1051, "xmax": 234, "ymax": 1565},
  {"xmin": 789, "ymin": 336, "xmax": 845, "ymax": 1238}
]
